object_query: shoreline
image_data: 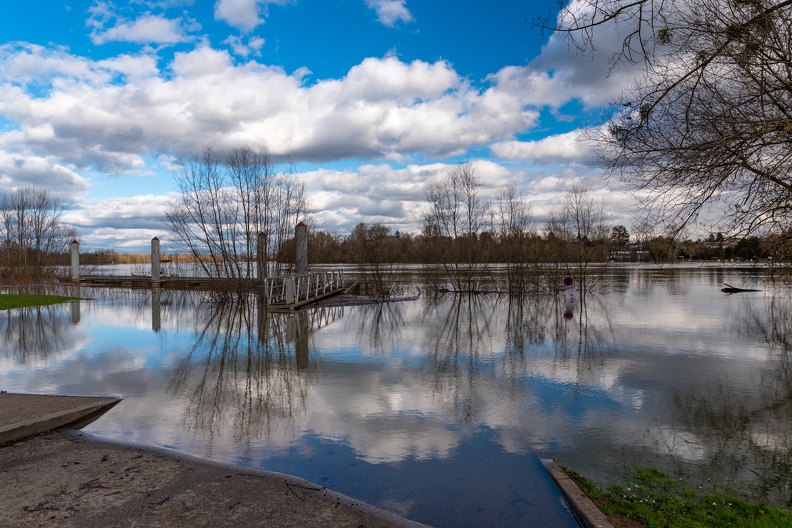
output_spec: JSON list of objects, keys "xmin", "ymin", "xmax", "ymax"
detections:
[
  {"xmin": 1, "ymin": 429, "xmax": 429, "ymax": 528},
  {"xmin": 0, "ymin": 392, "xmax": 611, "ymax": 527}
]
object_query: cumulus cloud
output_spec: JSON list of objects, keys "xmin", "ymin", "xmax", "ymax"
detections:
[
  {"xmin": 365, "ymin": 0, "xmax": 414, "ymax": 27},
  {"xmin": 214, "ymin": 0, "xmax": 289, "ymax": 33},
  {"xmin": 0, "ymin": 46, "xmax": 545, "ymax": 171},
  {"xmin": 524, "ymin": 22, "xmax": 645, "ymax": 109},
  {"xmin": 223, "ymin": 35, "xmax": 266, "ymax": 57},
  {"xmin": 87, "ymin": 2, "xmax": 198, "ymax": 46},
  {"xmin": 305, "ymin": 164, "xmax": 447, "ymax": 233},
  {"xmin": 0, "ymin": 150, "xmax": 88, "ymax": 200},
  {"xmin": 0, "ymin": 0, "xmax": 651, "ymax": 248},
  {"xmin": 90, "ymin": 14, "xmax": 192, "ymax": 45},
  {"xmin": 491, "ymin": 130, "xmax": 599, "ymax": 165},
  {"xmin": 62, "ymin": 193, "xmax": 173, "ymax": 249}
]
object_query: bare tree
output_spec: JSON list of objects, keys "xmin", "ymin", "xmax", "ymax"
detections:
[
  {"xmin": 546, "ymin": 0, "xmax": 792, "ymax": 253},
  {"xmin": 0, "ymin": 187, "xmax": 74, "ymax": 282},
  {"xmin": 422, "ymin": 162, "xmax": 491, "ymax": 292},
  {"xmin": 347, "ymin": 222, "xmax": 399, "ymax": 297},
  {"xmin": 166, "ymin": 145, "xmax": 309, "ymax": 293},
  {"xmin": 544, "ymin": 185, "xmax": 610, "ymax": 290},
  {"xmin": 494, "ymin": 186, "xmax": 539, "ymax": 293}
]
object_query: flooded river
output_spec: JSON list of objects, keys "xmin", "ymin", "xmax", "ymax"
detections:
[{"xmin": 1, "ymin": 264, "xmax": 789, "ymax": 525}]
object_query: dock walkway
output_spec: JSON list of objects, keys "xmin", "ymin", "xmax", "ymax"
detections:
[{"xmin": 58, "ymin": 270, "xmax": 348, "ymax": 311}]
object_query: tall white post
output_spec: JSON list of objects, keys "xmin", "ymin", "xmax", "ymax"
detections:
[
  {"xmin": 295, "ymin": 222, "xmax": 308, "ymax": 274},
  {"xmin": 151, "ymin": 237, "xmax": 161, "ymax": 288},
  {"xmin": 70, "ymin": 240, "xmax": 80, "ymax": 281}
]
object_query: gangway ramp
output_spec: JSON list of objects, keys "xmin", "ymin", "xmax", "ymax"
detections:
[{"xmin": 264, "ymin": 270, "xmax": 346, "ymax": 311}]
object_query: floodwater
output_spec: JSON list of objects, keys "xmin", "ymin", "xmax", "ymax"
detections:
[{"xmin": 1, "ymin": 264, "xmax": 790, "ymax": 526}]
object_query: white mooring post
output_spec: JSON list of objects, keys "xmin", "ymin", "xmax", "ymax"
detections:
[
  {"xmin": 295, "ymin": 222, "xmax": 308, "ymax": 274},
  {"xmin": 151, "ymin": 237, "xmax": 161, "ymax": 288},
  {"xmin": 70, "ymin": 240, "xmax": 80, "ymax": 281}
]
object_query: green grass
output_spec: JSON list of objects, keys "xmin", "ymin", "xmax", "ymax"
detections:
[
  {"xmin": 569, "ymin": 467, "xmax": 792, "ymax": 527},
  {"xmin": 0, "ymin": 294, "xmax": 81, "ymax": 310}
]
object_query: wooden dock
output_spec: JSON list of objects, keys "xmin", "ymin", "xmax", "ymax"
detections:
[
  {"xmin": 58, "ymin": 270, "xmax": 347, "ymax": 311},
  {"xmin": 57, "ymin": 275, "xmax": 259, "ymax": 290}
]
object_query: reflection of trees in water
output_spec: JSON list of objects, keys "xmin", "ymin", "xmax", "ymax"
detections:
[
  {"xmin": 350, "ymin": 301, "xmax": 406, "ymax": 354},
  {"xmin": 167, "ymin": 299, "xmax": 331, "ymax": 454},
  {"xmin": 422, "ymin": 295, "xmax": 500, "ymax": 424},
  {"xmin": 410, "ymin": 292, "xmax": 617, "ymax": 425},
  {"xmin": 503, "ymin": 295, "xmax": 554, "ymax": 356},
  {"xmin": 0, "ymin": 304, "xmax": 76, "ymax": 363},
  {"xmin": 667, "ymin": 291, "xmax": 792, "ymax": 505},
  {"xmin": 551, "ymin": 292, "xmax": 615, "ymax": 376}
]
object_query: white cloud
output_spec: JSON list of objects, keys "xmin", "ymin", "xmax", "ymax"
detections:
[
  {"xmin": 65, "ymin": 193, "xmax": 170, "ymax": 228},
  {"xmin": 61, "ymin": 193, "xmax": 174, "ymax": 249},
  {"xmin": 214, "ymin": 0, "xmax": 289, "ymax": 33},
  {"xmin": 90, "ymin": 14, "xmax": 192, "ymax": 45},
  {"xmin": 0, "ymin": 1, "xmax": 653, "ymax": 248},
  {"xmin": 223, "ymin": 35, "xmax": 265, "ymax": 57},
  {"xmin": 0, "ymin": 43, "xmax": 108, "ymax": 85},
  {"xmin": 343, "ymin": 56, "xmax": 458, "ymax": 102},
  {"xmin": 0, "ymin": 150, "xmax": 88, "ymax": 199},
  {"xmin": 491, "ymin": 130, "xmax": 599, "ymax": 165},
  {"xmin": 86, "ymin": 2, "xmax": 198, "ymax": 46},
  {"xmin": 0, "ymin": 46, "xmax": 549, "ymax": 170},
  {"xmin": 365, "ymin": 0, "xmax": 413, "ymax": 27}
]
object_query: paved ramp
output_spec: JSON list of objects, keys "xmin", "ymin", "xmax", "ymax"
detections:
[{"xmin": 0, "ymin": 393, "xmax": 120, "ymax": 444}]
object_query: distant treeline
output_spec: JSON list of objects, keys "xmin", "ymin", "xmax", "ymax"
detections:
[
  {"xmin": 77, "ymin": 228, "xmax": 777, "ymax": 267},
  {"xmin": 1, "ymin": 169, "xmax": 787, "ymax": 288}
]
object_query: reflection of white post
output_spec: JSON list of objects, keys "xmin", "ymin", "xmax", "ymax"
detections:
[
  {"xmin": 151, "ymin": 237, "xmax": 161, "ymax": 288},
  {"xmin": 257, "ymin": 232, "xmax": 267, "ymax": 282},
  {"xmin": 295, "ymin": 311, "xmax": 309, "ymax": 369},
  {"xmin": 295, "ymin": 222, "xmax": 308, "ymax": 274},
  {"xmin": 256, "ymin": 293, "xmax": 267, "ymax": 342},
  {"xmin": 70, "ymin": 240, "xmax": 80, "ymax": 281},
  {"xmin": 152, "ymin": 288, "xmax": 161, "ymax": 332},
  {"xmin": 70, "ymin": 285, "xmax": 80, "ymax": 325}
]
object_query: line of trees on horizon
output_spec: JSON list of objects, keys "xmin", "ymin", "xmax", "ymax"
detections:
[{"xmin": 1, "ymin": 158, "xmax": 788, "ymax": 289}]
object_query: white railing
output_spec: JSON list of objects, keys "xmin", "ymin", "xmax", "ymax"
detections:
[{"xmin": 264, "ymin": 270, "xmax": 345, "ymax": 306}]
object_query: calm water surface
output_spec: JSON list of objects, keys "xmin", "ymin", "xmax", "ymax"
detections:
[{"xmin": 2, "ymin": 264, "xmax": 790, "ymax": 526}]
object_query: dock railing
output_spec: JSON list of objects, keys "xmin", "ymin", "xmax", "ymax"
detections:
[{"xmin": 264, "ymin": 270, "xmax": 345, "ymax": 308}]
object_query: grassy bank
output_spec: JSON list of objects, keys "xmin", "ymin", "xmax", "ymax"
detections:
[
  {"xmin": 0, "ymin": 294, "xmax": 81, "ymax": 311},
  {"xmin": 569, "ymin": 467, "xmax": 792, "ymax": 527}
]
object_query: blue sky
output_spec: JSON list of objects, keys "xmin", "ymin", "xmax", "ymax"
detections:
[{"xmin": 0, "ymin": 0, "xmax": 643, "ymax": 251}]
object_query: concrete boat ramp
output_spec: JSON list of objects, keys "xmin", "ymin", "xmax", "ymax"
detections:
[
  {"xmin": 0, "ymin": 393, "xmax": 120, "ymax": 444},
  {"xmin": 0, "ymin": 393, "xmax": 427, "ymax": 528},
  {"xmin": 0, "ymin": 393, "xmax": 612, "ymax": 528}
]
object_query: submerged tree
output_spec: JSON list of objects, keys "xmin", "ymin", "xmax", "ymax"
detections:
[
  {"xmin": 545, "ymin": 185, "xmax": 610, "ymax": 289},
  {"xmin": 494, "ymin": 185, "xmax": 540, "ymax": 293},
  {"xmin": 545, "ymin": 0, "xmax": 792, "ymax": 254},
  {"xmin": 422, "ymin": 162, "xmax": 491, "ymax": 292},
  {"xmin": 346, "ymin": 222, "xmax": 399, "ymax": 297},
  {"xmin": 165, "ymin": 145, "xmax": 309, "ymax": 291},
  {"xmin": 0, "ymin": 187, "xmax": 75, "ymax": 282}
]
